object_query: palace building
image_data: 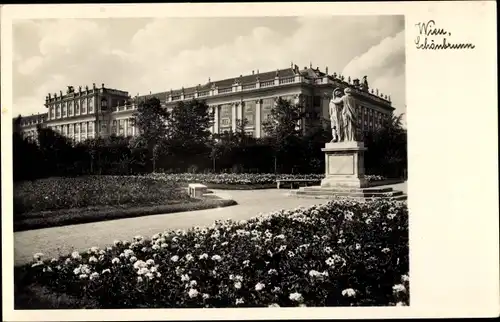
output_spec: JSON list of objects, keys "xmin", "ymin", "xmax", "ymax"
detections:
[{"xmin": 14, "ymin": 63, "xmax": 395, "ymax": 142}]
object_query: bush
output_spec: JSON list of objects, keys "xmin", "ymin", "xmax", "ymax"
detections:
[{"xmin": 19, "ymin": 198, "xmax": 409, "ymax": 308}]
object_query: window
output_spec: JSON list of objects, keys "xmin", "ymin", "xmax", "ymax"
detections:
[
  {"xmin": 88, "ymin": 99, "xmax": 94, "ymax": 113},
  {"xmin": 243, "ymin": 100, "xmax": 256, "ymax": 126},
  {"xmin": 82, "ymin": 122, "xmax": 86, "ymax": 133},
  {"xmin": 313, "ymin": 96, "xmax": 321, "ymax": 107},
  {"xmin": 56, "ymin": 105, "xmax": 60, "ymax": 118},
  {"xmin": 112, "ymin": 120, "xmax": 117, "ymax": 134},
  {"xmin": 89, "ymin": 122, "xmax": 94, "ymax": 132},
  {"xmin": 221, "ymin": 118, "xmax": 230, "ymax": 126},
  {"xmin": 62, "ymin": 104, "xmax": 66, "ymax": 117},
  {"xmin": 75, "ymin": 101, "xmax": 79, "ymax": 114},
  {"xmin": 68, "ymin": 102, "xmax": 73, "ymax": 115},
  {"xmin": 75, "ymin": 123, "xmax": 80, "ymax": 134},
  {"xmin": 119, "ymin": 119, "xmax": 124, "ymax": 134},
  {"xmin": 127, "ymin": 119, "xmax": 133, "ymax": 136},
  {"xmin": 81, "ymin": 100, "xmax": 86, "ymax": 114},
  {"xmin": 68, "ymin": 102, "xmax": 73, "ymax": 116}
]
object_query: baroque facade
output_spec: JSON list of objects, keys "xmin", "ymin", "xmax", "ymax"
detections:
[{"xmin": 14, "ymin": 63, "xmax": 395, "ymax": 142}]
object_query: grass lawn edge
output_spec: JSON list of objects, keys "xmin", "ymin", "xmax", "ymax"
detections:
[{"xmin": 14, "ymin": 198, "xmax": 237, "ymax": 232}]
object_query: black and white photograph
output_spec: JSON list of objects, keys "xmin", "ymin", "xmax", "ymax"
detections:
[{"xmin": 2, "ymin": 2, "xmax": 498, "ymax": 319}]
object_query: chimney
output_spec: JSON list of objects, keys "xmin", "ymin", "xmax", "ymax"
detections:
[
  {"xmin": 102, "ymin": 83, "xmax": 105, "ymax": 89},
  {"xmin": 325, "ymin": 67, "xmax": 329, "ymax": 75},
  {"xmin": 257, "ymin": 69, "xmax": 259, "ymax": 74},
  {"xmin": 252, "ymin": 70, "xmax": 254, "ymax": 75}
]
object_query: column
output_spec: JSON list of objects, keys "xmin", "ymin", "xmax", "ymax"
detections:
[
  {"xmin": 124, "ymin": 119, "xmax": 128, "ymax": 136},
  {"xmin": 231, "ymin": 102, "xmax": 237, "ymax": 131},
  {"xmin": 237, "ymin": 101, "xmax": 243, "ymax": 123},
  {"xmin": 213, "ymin": 106, "xmax": 219, "ymax": 134},
  {"xmin": 255, "ymin": 99, "xmax": 261, "ymax": 138}
]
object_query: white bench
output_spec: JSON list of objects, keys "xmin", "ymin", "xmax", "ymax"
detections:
[{"xmin": 188, "ymin": 183, "xmax": 208, "ymax": 198}]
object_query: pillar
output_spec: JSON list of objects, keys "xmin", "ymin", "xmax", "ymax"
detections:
[
  {"xmin": 231, "ymin": 102, "xmax": 237, "ymax": 131},
  {"xmin": 255, "ymin": 99, "xmax": 262, "ymax": 138}
]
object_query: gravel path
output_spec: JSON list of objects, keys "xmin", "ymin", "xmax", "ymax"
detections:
[
  {"xmin": 14, "ymin": 182, "xmax": 407, "ymax": 266},
  {"xmin": 14, "ymin": 189, "xmax": 325, "ymax": 265}
]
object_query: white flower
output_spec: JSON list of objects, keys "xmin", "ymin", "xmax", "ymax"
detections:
[
  {"xmin": 190, "ymin": 280, "xmax": 198, "ymax": 287},
  {"xmin": 275, "ymin": 234, "xmax": 285, "ymax": 240},
  {"xmin": 342, "ymin": 288, "xmax": 357, "ymax": 297},
  {"xmin": 71, "ymin": 251, "xmax": 81, "ymax": 260},
  {"xmin": 33, "ymin": 253, "xmax": 44, "ymax": 261},
  {"xmin": 73, "ymin": 267, "xmax": 81, "ymax": 275},
  {"xmin": 387, "ymin": 213, "xmax": 397, "ymax": 220},
  {"xmin": 272, "ymin": 286, "xmax": 281, "ymax": 293},
  {"xmin": 211, "ymin": 254, "xmax": 222, "ymax": 262},
  {"xmin": 102, "ymin": 269, "xmax": 111, "ymax": 274},
  {"xmin": 160, "ymin": 243, "xmax": 168, "ymax": 249},
  {"xmin": 199, "ymin": 253, "xmax": 208, "ymax": 260},
  {"xmin": 90, "ymin": 246, "xmax": 99, "ymax": 253},
  {"xmin": 171, "ymin": 255, "xmax": 179, "ymax": 262},
  {"xmin": 324, "ymin": 246, "xmax": 333, "ymax": 254},
  {"xmin": 129, "ymin": 256, "xmax": 138, "ymax": 263},
  {"xmin": 287, "ymin": 251, "xmax": 295, "ymax": 257},
  {"xmin": 31, "ymin": 261, "xmax": 43, "ymax": 268},
  {"xmin": 382, "ymin": 248, "xmax": 391, "ymax": 253},
  {"xmin": 181, "ymin": 274, "xmax": 190, "ymax": 282},
  {"xmin": 185, "ymin": 254, "xmax": 194, "ymax": 262},
  {"xmin": 401, "ymin": 274, "xmax": 410, "ymax": 283},
  {"xmin": 188, "ymin": 288, "xmax": 199, "ymax": 298},
  {"xmin": 243, "ymin": 260, "xmax": 250, "ymax": 266},
  {"xmin": 151, "ymin": 244, "xmax": 160, "ymax": 251},
  {"xmin": 268, "ymin": 269, "xmax": 278, "ymax": 275},
  {"xmin": 289, "ymin": 292, "xmax": 304, "ymax": 302},
  {"xmin": 137, "ymin": 276, "xmax": 143, "ymax": 283},
  {"xmin": 194, "ymin": 244, "xmax": 201, "ymax": 249},
  {"xmin": 145, "ymin": 259, "xmax": 155, "ymax": 266},
  {"xmin": 392, "ymin": 284, "xmax": 406, "ymax": 294},
  {"xmin": 89, "ymin": 256, "xmax": 98, "ymax": 263},
  {"xmin": 278, "ymin": 245, "xmax": 287, "ymax": 252},
  {"xmin": 202, "ymin": 293, "xmax": 210, "ymax": 300},
  {"xmin": 221, "ymin": 241, "xmax": 229, "ymax": 246},
  {"xmin": 235, "ymin": 298, "xmax": 245, "ymax": 305},
  {"xmin": 145, "ymin": 272, "xmax": 154, "ymax": 280},
  {"xmin": 111, "ymin": 257, "xmax": 120, "ymax": 265},
  {"xmin": 152, "ymin": 234, "xmax": 160, "ymax": 240},
  {"xmin": 255, "ymin": 282, "xmax": 265, "ymax": 291},
  {"xmin": 79, "ymin": 274, "xmax": 88, "ymax": 279},
  {"xmin": 65, "ymin": 258, "xmax": 72, "ymax": 265},
  {"xmin": 234, "ymin": 281, "xmax": 242, "ymax": 289},
  {"xmin": 89, "ymin": 272, "xmax": 99, "ymax": 280},
  {"xmin": 355, "ymin": 244, "xmax": 362, "ymax": 250},
  {"xmin": 113, "ymin": 240, "xmax": 121, "ymax": 246},
  {"xmin": 365, "ymin": 218, "xmax": 373, "ymax": 224}
]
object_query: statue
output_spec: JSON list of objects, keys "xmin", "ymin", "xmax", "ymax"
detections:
[
  {"xmin": 85, "ymin": 85, "xmax": 89, "ymax": 91},
  {"xmin": 330, "ymin": 88, "xmax": 358, "ymax": 142},
  {"xmin": 362, "ymin": 75, "xmax": 369, "ymax": 89},
  {"xmin": 329, "ymin": 88, "xmax": 344, "ymax": 142}
]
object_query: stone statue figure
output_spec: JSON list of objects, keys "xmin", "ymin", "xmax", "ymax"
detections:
[
  {"xmin": 331, "ymin": 88, "xmax": 358, "ymax": 142},
  {"xmin": 329, "ymin": 88, "xmax": 344, "ymax": 142}
]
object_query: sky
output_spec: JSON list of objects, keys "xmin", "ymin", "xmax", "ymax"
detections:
[{"xmin": 12, "ymin": 16, "xmax": 406, "ymax": 123}]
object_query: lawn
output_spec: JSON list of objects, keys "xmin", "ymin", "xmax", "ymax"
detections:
[
  {"xmin": 14, "ymin": 176, "xmax": 236, "ymax": 231},
  {"xmin": 15, "ymin": 198, "xmax": 409, "ymax": 308}
]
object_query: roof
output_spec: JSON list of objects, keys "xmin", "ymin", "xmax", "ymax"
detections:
[{"xmin": 138, "ymin": 66, "xmax": 302, "ymax": 100}]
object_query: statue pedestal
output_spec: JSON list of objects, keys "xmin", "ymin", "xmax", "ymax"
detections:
[{"xmin": 320, "ymin": 141, "xmax": 368, "ymax": 188}]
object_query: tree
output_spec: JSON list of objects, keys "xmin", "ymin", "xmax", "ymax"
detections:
[
  {"xmin": 261, "ymin": 97, "xmax": 305, "ymax": 173},
  {"xmin": 167, "ymin": 99, "xmax": 214, "ymax": 171},
  {"xmin": 364, "ymin": 113, "xmax": 407, "ymax": 178},
  {"xmin": 131, "ymin": 97, "xmax": 170, "ymax": 151}
]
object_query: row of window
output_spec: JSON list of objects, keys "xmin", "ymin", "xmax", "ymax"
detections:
[
  {"xmin": 49, "ymin": 99, "xmax": 95, "ymax": 119},
  {"xmin": 48, "ymin": 118, "xmax": 137, "ymax": 138}
]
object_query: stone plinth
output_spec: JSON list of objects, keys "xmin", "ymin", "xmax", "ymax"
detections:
[{"xmin": 320, "ymin": 141, "xmax": 368, "ymax": 189}]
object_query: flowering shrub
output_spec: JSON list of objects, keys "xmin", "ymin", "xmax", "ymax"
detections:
[
  {"xmin": 21, "ymin": 198, "xmax": 409, "ymax": 308},
  {"xmin": 147, "ymin": 173, "xmax": 325, "ymax": 185},
  {"xmin": 14, "ymin": 176, "xmax": 189, "ymax": 214},
  {"xmin": 364, "ymin": 175, "xmax": 387, "ymax": 182}
]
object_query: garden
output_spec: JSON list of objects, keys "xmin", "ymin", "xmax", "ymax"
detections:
[
  {"xmin": 15, "ymin": 198, "xmax": 409, "ymax": 308},
  {"xmin": 13, "ymin": 175, "xmax": 236, "ymax": 232}
]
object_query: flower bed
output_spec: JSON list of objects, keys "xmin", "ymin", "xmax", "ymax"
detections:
[
  {"xmin": 14, "ymin": 176, "xmax": 189, "ymax": 215},
  {"xmin": 146, "ymin": 173, "xmax": 326, "ymax": 186},
  {"xmin": 17, "ymin": 198, "xmax": 409, "ymax": 308}
]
